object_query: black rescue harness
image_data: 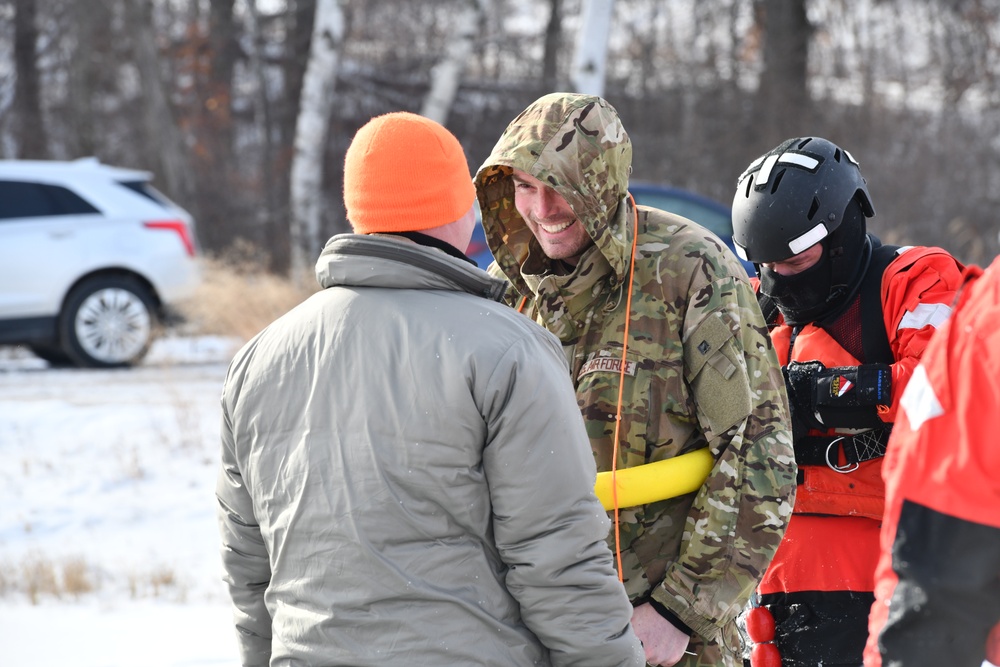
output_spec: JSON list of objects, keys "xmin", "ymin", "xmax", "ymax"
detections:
[{"xmin": 760, "ymin": 236, "xmax": 901, "ymax": 476}]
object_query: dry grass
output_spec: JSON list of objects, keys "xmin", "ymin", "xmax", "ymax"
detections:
[
  {"xmin": 14, "ymin": 553, "xmax": 96, "ymax": 604},
  {"xmin": 149, "ymin": 567, "xmax": 177, "ymax": 596},
  {"xmin": 61, "ymin": 557, "xmax": 95, "ymax": 597},
  {"xmin": 128, "ymin": 565, "xmax": 185, "ymax": 601},
  {"xmin": 1, "ymin": 553, "xmax": 190, "ymax": 604},
  {"xmin": 23, "ymin": 554, "xmax": 60, "ymax": 604},
  {"xmin": 177, "ymin": 241, "xmax": 318, "ymax": 344}
]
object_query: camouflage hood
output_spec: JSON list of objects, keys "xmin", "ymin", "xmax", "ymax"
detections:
[{"xmin": 475, "ymin": 93, "xmax": 633, "ymax": 293}]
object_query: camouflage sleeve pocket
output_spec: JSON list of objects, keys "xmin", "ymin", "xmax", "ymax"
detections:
[{"xmin": 683, "ymin": 314, "xmax": 752, "ymax": 439}]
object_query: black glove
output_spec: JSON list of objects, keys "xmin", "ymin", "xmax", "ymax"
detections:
[
  {"xmin": 784, "ymin": 361, "xmax": 893, "ymax": 433},
  {"xmin": 784, "ymin": 362, "xmax": 827, "ymax": 436}
]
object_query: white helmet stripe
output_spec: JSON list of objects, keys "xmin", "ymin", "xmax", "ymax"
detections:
[
  {"xmin": 755, "ymin": 151, "xmax": 821, "ymax": 188},
  {"xmin": 756, "ymin": 154, "xmax": 781, "ymax": 188},
  {"xmin": 788, "ymin": 222, "xmax": 829, "ymax": 255},
  {"xmin": 779, "ymin": 152, "xmax": 820, "ymax": 171}
]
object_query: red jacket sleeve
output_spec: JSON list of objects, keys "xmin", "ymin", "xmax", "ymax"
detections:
[{"xmin": 878, "ymin": 247, "xmax": 965, "ymax": 422}]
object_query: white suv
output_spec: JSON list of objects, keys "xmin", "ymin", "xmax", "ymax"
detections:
[{"xmin": 0, "ymin": 158, "xmax": 200, "ymax": 368}]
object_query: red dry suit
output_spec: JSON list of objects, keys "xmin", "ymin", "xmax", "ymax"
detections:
[
  {"xmin": 865, "ymin": 257, "xmax": 1000, "ymax": 667},
  {"xmin": 747, "ymin": 242, "xmax": 965, "ymax": 667}
]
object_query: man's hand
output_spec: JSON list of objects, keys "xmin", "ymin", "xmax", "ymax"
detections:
[{"xmin": 631, "ymin": 603, "xmax": 691, "ymax": 667}]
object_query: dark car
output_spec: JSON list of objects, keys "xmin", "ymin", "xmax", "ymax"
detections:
[
  {"xmin": 467, "ymin": 183, "xmax": 755, "ymax": 277},
  {"xmin": 466, "ymin": 219, "xmax": 495, "ymax": 270}
]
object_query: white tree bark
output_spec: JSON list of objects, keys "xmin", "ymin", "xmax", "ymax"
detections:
[
  {"xmin": 420, "ymin": 0, "xmax": 487, "ymax": 125},
  {"xmin": 289, "ymin": 0, "xmax": 345, "ymax": 279},
  {"xmin": 569, "ymin": 0, "xmax": 615, "ymax": 97}
]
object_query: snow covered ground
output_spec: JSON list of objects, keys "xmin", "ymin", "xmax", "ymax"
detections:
[
  {"xmin": 4, "ymin": 335, "xmax": 994, "ymax": 667},
  {"xmin": 0, "ymin": 335, "xmax": 244, "ymax": 666}
]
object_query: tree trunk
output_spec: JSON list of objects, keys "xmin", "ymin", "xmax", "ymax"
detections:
[
  {"xmin": 12, "ymin": 0, "xmax": 47, "ymax": 158},
  {"xmin": 755, "ymin": 0, "xmax": 811, "ymax": 147},
  {"xmin": 420, "ymin": 0, "xmax": 486, "ymax": 125},
  {"xmin": 570, "ymin": 0, "xmax": 615, "ymax": 97},
  {"xmin": 288, "ymin": 0, "xmax": 345, "ymax": 279},
  {"xmin": 207, "ymin": 0, "xmax": 238, "ymax": 165},
  {"xmin": 280, "ymin": 0, "xmax": 316, "ymax": 150},
  {"xmin": 542, "ymin": 0, "xmax": 563, "ymax": 91},
  {"xmin": 124, "ymin": 0, "xmax": 196, "ymax": 216},
  {"xmin": 246, "ymin": 0, "xmax": 288, "ymax": 273},
  {"xmin": 66, "ymin": 0, "xmax": 109, "ymax": 158}
]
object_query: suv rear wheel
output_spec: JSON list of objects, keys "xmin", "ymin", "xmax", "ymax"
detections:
[{"xmin": 60, "ymin": 276, "xmax": 158, "ymax": 368}]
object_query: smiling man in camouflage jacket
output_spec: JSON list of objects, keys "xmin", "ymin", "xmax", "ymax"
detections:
[{"xmin": 474, "ymin": 93, "xmax": 797, "ymax": 667}]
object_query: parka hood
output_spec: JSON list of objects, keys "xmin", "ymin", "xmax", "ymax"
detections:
[{"xmin": 475, "ymin": 93, "xmax": 633, "ymax": 292}]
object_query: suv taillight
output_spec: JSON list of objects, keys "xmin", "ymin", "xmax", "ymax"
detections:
[{"xmin": 144, "ymin": 220, "xmax": 196, "ymax": 257}]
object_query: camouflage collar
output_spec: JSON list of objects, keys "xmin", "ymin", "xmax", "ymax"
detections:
[{"xmin": 523, "ymin": 244, "xmax": 615, "ymax": 344}]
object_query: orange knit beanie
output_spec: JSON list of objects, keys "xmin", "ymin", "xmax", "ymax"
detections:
[{"xmin": 343, "ymin": 111, "xmax": 476, "ymax": 234}]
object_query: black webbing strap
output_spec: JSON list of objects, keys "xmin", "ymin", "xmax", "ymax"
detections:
[
  {"xmin": 794, "ymin": 428, "xmax": 891, "ymax": 470},
  {"xmin": 859, "ymin": 238, "xmax": 900, "ymax": 365},
  {"xmin": 758, "ymin": 291, "xmax": 780, "ymax": 332}
]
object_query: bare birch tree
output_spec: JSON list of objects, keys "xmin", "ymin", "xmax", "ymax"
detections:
[
  {"xmin": 289, "ymin": 0, "xmax": 345, "ymax": 278},
  {"xmin": 419, "ymin": 0, "xmax": 487, "ymax": 125},
  {"xmin": 570, "ymin": 0, "xmax": 615, "ymax": 96}
]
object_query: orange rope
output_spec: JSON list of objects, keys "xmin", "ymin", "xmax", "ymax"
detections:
[
  {"xmin": 610, "ymin": 194, "xmax": 640, "ymax": 581},
  {"xmin": 513, "ymin": 200, "xmax": 639, "ymax": 581}
]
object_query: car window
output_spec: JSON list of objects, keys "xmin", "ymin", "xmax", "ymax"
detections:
[
  {"xmin": 0, "ymin": 180, "xmax": 100, "ymax": 219},
  {"xmin": 120, "ymin": 180, "xmax": 175, "ymax": 209},
  {"xmin": 631, "ymin": 192, "xmax": 731, "ymax": 238}
]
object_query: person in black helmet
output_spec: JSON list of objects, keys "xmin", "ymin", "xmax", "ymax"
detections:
[{"xmin": 730, "ymin": 137, "xmax": 966, "ymax": 667}]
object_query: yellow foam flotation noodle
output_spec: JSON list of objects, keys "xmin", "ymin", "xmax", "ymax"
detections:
[{"xmin": 594, "ymin": 448, "xmax": 715, "ymax": 510}]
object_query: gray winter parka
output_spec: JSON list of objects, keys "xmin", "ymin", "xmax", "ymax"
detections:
[{"xmin": 217, "ymin": 234, "xmax": 644, "ymax": 667}]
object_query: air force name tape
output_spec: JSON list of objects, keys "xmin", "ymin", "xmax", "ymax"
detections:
[{"xmin": 579, "ymin": 355, "xmax": 637, "ymax": 379}]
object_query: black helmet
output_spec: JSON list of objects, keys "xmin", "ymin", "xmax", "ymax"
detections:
[{"xmin": 731, "ymin": 136, "xmax": 875, "ymax": 264}]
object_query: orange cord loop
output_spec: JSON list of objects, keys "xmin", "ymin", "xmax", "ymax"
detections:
[
  {"xmin": 609, "ymin": 193, "xmax": 639, "ymax": 580},
  {"xmin": 513, "ymin": 195, "xmax": 640, "ymax": 582}
]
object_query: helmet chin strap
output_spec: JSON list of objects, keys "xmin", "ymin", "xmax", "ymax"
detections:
[
  {"xmin": 814, "ymin": 234, "xmax": 873, "ymax": 326},
  {"xmin": 815, "ymin": 199, "xmax": 872, "ymax": 319}
]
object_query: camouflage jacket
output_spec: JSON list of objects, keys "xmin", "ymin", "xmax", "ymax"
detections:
[{"xmin": 475, "ymin": 93, "xmax": 796, "ymax": 665}]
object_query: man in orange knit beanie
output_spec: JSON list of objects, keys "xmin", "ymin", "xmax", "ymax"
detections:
[
  {"xmin": 216, "ymin": 110, "xmax": 645, "ymax": 667},
  {"xmin": 343, "ymin": 111, "xmax": 476, "ymax": 236}
]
